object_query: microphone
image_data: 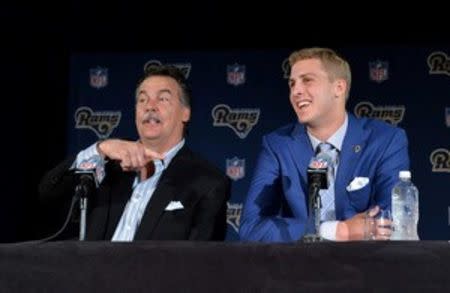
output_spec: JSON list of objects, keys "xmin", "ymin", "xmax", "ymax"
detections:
[
  {"xmin": 307, "ymin": 152, "xmax": 332, "ymax": 190},
  {"xmin": 73, "ymin": 157, "xmax": 102, "ymax": 198},
  {"xmin": 73, "ymin": 156, "xmax": 103, "ymax": 241},
  {"xmin": 303, "ymin": 151, "xmax": 333, "ymax": 242}
]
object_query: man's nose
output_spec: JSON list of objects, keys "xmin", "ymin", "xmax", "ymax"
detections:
[
  {"xmin": 145, "ymin": 98, "xmax": 158, "ymax": 111},
  {"xmin": 292, "ymin": 82, "xmax": 304, "ymax": 95}
]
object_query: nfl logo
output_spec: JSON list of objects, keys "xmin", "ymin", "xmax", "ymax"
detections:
[
  {"xmin": 226, "ymin": 157, "xmax": 245, "ymax": 181},
  {"xmin": 446, "ymin": 107, "xmax": 450, "ymax": 127},
  {"xmin": 89, "ymin": 67, "xmax": 108, "ymax": 89},
  {"xmin": 369, "ymin": 60, "xmax": 389, "ymax": 83},
  {"xmin": 227, "ymin": 64, "xmax": 246, "ymax": 86}
]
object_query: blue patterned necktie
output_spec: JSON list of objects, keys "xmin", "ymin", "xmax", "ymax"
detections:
[{"xmin": 316, "ymin": 143, "xmax": 339, "ymax": 221}]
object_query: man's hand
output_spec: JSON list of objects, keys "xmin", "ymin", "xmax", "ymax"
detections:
[
  {"xmin": 336, "ymin": 206, "xmax": 380, "ymax": 241},
  {"xmin": 370, "ymin": 209, "xmax": 393, "ymax": 241},
  {"xmin": 97, "ymin": 139, "xmax": 164, "ymax": 171}
]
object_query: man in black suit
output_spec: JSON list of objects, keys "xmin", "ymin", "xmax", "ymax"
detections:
[{"xmin": 39, "ymin": 65, "xmax": 231, "ymax": 241}]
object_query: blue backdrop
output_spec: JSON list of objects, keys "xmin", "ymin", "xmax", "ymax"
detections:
[{"xmin": 67, "ymin": 47, "xmax": 450, "ymax": 240}]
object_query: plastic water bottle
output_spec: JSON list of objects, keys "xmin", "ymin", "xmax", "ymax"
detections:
[{"xmin": 391, "ymin": 170, "xmax": 419, "ymax": 240}]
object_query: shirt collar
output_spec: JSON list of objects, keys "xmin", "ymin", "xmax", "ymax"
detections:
[
  {"xmin": 308, "ymin": 113, "xmax": 348, "ymax": 152},
  {"xmin": 157, "ymin": 139, "xmax": 185, "ymax": 169}
]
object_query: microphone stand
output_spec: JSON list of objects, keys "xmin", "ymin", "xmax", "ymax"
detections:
[
  {"xmin": 302, "ymin": 181, "xmax": 323, "ymax": 242},
  {"xmin": 302, "ymin": 150, "xmax": 333, "ymax": 243},
  {"xmin": 74, "ymin": 181, "xmax": 89, "ymax": 241}
]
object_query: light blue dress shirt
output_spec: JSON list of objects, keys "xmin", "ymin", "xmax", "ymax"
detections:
[
  {"xmin": 307, "ymin": 114, "xmax": 348, "ymax": 239},
  {"xmin": 74, "ymin": 139, "xmax": 185, "ymax": 241}
]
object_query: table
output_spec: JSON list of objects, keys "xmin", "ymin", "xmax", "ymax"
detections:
[{"xmin": 1, "ymin": 240, "xmax": 449, "ymax": 292}]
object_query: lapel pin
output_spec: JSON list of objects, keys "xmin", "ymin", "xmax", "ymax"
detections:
[{"xmin": 353, "ymin": 145, "xmax": 361, "ymax": 153}]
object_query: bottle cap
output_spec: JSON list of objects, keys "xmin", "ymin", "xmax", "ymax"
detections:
[{"xmin": 399, "ymin": 170, "xmax": 411, "ymax": 179}]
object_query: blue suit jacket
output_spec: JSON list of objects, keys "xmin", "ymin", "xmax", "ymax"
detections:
[{"xmin": 239, "ymin": 114, "xmax": 409, "ymax": 242}]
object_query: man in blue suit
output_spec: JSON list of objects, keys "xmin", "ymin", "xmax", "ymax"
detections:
[{"xmin": 240, "ymin": 47, "xmax": 409, "ymax": 242}]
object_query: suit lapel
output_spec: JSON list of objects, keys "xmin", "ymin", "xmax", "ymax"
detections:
[
  {"xmin": 334, "ymin": 115, "xmax": 370, "ymax": 218},
  {"xmin": 133, "ymin": 148, "xmax": 189, "ymax": 240},
  {"xmin": 86, "ymin": 162, "xmax": 135, "ymax": 241},
  {"xmin": 103, "ymin": 172, "xmax": 135, "ymax": 239},
  {"xmin": 287, "ymin": 122, "xmax": 315, "ymax": 187}
]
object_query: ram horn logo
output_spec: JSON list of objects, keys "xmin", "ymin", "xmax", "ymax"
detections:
[
  {"xmin": 282, "ymin": 58, "xmax": 290, "ymax": 79},
  {"xmin": 430, "ymin": 148, "xmax": 450, "ymax": 173},
  {"xmin": 143, "ymin": 59, "xmax": 192, "ymax": 79},
  {"xmin": 212, "ymin": 104, "xmax": 260, "ymax": 139},
  {"xmin": 354, "ymin": 101, "xmax": 405, "ymax": 125},
  {"xmin": 74, "ymin": 107, "xmax": 121, "ymax": 139},
  {"xmin": 226, "ymin": 202, "xmax": 243, "ymax": 233},
  {"xmin": 427, "ymin": 51, "xmax": 450, "ymax": 76}
]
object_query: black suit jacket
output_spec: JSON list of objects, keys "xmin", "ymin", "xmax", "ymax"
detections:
[{"xmin": 39, "ymin": 146, "xmax": 231, "ymax": 241}]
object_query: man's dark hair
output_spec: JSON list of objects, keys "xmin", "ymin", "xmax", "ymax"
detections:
[{"xmin": 136, "ymin": 65, "xmax": 192, "ymax": 109}]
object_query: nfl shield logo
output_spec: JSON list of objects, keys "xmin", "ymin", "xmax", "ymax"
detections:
[
  {"xmin": 227, "ymin": 64, "xmax": 246, "ymax": 86},
  {"xmin": 90, "ymin": 67, "xmax": 108, "ymax": 89},
  {"xmin": 369, "ymin": 60, "xmax": 389, "ymax": 83},
  {"xmin": 226, "ymin": 157, "xmax": 245, "ymax": 181},
  {"xmin": 446, "ymin": 107, "xmax": 450, "ymax": 127}
]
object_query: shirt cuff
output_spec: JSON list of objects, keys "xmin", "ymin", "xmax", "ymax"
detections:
[
  {"xmin": 71, "ymin": 142, "xmax": 106, "ymax": 183},
  {"xmin": 71, "ymin": 143, "xmax": 102, "ymax": 168},
  {"xmin": 320, "ymin": 221, "xmax": 339, "ymax": 241}
]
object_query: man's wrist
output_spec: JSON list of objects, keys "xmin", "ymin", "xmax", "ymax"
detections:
[
  {"xmin": 336, "ymin": 221, "xmax": 349, "ymax": 241},
  {"xmin": 96, "ymin": 140, "xmax": 107, "ymax": 158}
]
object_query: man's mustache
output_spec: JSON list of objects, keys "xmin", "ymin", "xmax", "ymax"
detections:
[{"xmin": 142, "ymin": 111, "xmax": 161, "ymax": 123}]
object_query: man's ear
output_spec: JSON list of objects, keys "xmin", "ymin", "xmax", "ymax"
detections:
[
  {"xmin": 334, "ymin": 79, "xmax": 347, "ymax": 98},
  {"xmin": 182, "ymin": 107, "xmax": 191, "ymax": 122}
]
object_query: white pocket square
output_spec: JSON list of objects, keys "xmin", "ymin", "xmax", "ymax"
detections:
[
  {"xmin": 346, "ymin": 177, "xmax": 370, "ymax": 192},
  {"xmin": 165, "ymin": 201, "xmax": 184, "ymax": 211}
]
